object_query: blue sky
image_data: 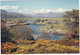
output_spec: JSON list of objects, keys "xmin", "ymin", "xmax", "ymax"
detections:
[{"xmin": 0, "ymin": 0, "xmax": 79, "ymax": 14}]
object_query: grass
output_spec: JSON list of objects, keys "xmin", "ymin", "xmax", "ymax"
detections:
[{"xmin": 4, "ymin": 18, "xmax": 64, "ymax": 21}]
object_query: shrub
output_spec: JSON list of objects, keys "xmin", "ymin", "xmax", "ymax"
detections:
[
  {"xmin": 1, "ymin": 42, "xmax": 19, "ymax": 54},
  {"xmin": 9, "ymin": 26, "xmax": 34, "ymax": 41},
  {"xmin": 1, "ymin": 20, "xmax": 13, "ymax": 43}
]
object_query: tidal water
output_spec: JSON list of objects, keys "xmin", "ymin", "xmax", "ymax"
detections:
[{"xmin": 27, "ymin": 20, "xmax": 65, "ymax": 40}]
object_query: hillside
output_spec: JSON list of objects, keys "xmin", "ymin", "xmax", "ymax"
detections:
[
  {"xmin": 0, "ymin": 10, "xmax": 31, "ymax": 18},
  {"xmin": 33, "ymin": 12, "xmax": 65, "ymax": 18},
  {"xmin": 1, "ymin": 10, "xmax": 65, "ymax": 18}
]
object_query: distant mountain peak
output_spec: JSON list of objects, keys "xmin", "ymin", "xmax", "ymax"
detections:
[
  {"xmin": 1, "ymin": 10, "xmax": 65, "ymax": 18},
  {"xmin": 1, "ymin": 10, "xmax": 30, "ymax": 18}
]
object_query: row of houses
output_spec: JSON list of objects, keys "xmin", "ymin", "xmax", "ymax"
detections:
[
  {"xmin": 2, "ymin": 19, "xmax": 27, "ymax": 27},
  {"xmin": 36, "ymin": 20, "xmax": 66, "ymax": 25},
  {"xmin": 36, "ymin": 18, "xmax": 77, "ymax": 24}
]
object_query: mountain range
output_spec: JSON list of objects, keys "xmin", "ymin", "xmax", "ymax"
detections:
[{"xmin": 1, "ymin": 10, "xmax": 65, "ymax": 18}]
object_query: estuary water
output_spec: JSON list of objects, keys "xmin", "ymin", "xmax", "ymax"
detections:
[{"xmin": 27, "ymin": 20, "xmax": 65, "ymax": 40}]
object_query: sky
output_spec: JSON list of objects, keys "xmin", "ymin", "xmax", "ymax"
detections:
[{"xmin": 0, "ymin": 0, "xmax": 79, "ymax": 14}]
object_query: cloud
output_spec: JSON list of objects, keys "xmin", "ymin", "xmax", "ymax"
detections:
[
  {"xmin": 15, "ymin": 8, "xmax": 71, "ymax": 14},
  {"xmin": 0, "ymin": 6, "xmax": 19, "ymax": 10},
  {"xmin": 33, "ymin": 9, "xmax": 54, "ymax": 13},
  {"xmin": 0, "ymin": 5, "xmax": 71, "ymax": 14},
  {"xmin": 54, "ymin": 8, "xmax": 69, "ymax": 12},
  {"xmin": 34, "ymin": 8, "xmax": 70, "ymax": 13},
  {"xmin": 15, "ymin": 9, "xmax": 29, "ymax": 13}
]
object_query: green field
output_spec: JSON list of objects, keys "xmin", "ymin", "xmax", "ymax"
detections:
[{"xmin": 4, "ymin": 18, "xmax": 64, "ymax": 21}]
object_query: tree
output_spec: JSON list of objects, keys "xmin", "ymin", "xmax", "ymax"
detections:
[
  {"xmin": 63, "ymin": 9, "xmax": 79, "ymax": 39},
  {"xmin": 63, "ymin": 9, "xmax": 79, "ymax": 28},
  {"xmin": 64, "ymin": 9, "xmax": 79, "ymax": 21}
]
